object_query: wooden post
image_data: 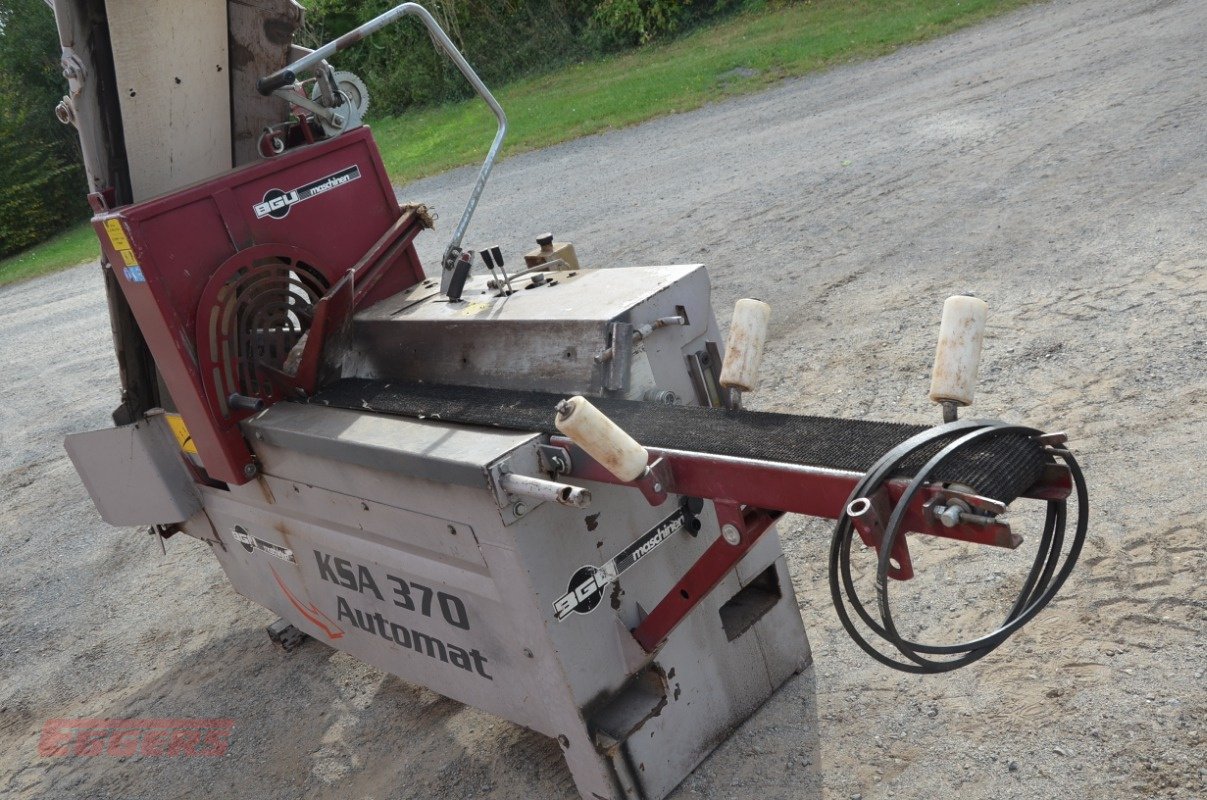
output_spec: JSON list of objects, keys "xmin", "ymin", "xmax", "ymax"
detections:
[
  {"xmin": 228, "ymin": 0, "xmax": 304, "ymax": 166},
  {"xmin": 106, "ymin": 0, "xmax": 232, "ymax": 201}
]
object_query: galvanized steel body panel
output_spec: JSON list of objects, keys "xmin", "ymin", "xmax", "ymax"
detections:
[
  {"xmin": 177, "ymin": 264, "xmax": 810, "ymax": 799},
  {"xmin": 186, "ymin": 400, "xmax": 808, "ymax": 800},
  {"xmin": 347, "ymin": 264, "xmax": 716, "ymax": 399}
]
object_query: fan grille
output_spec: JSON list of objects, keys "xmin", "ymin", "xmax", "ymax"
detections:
[{"xmin": 197, "ymin": 245, "xmax": 330, "ymax": 418}]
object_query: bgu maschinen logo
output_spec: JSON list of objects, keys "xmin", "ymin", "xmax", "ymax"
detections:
[
  {"xmin": 39, "ymin": 718, "xmax": 234, "ymax": 757},
  {"xmin": 253, "ymin": 165, "xmax": 361, "ymax": 219}
]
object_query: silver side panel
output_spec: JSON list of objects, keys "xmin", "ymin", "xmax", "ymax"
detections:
[
  {"xmin": 64, "ymin": 414, "xmax": 201, "ymax": 526},
  {"xmin": 175, "ymin": 263, "xmax": 809, "ymax": 800},
  {"xmin": 347, "ymin": 265, "xmax": 719, "ymax": 399},
  {"xmin": 189, "ymin": 402, "xmax": 808, "ymax": 800},
  {"xmin": 243, "ymin": 402, "xmax": 540, "ymax": 490}
]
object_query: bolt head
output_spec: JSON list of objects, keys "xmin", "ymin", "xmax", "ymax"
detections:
[
  {"xmin": 242, "ymin": 463, "xmax": 258, "ymax": 479},
  {"xmin": 512, "ymin": 501, "xmax": 528, "ymax": 517},
  {"xmin": 936, "ymin": 505, "xmax": 962, "ymax": 527},
  {"xmin": 721, "ymin": 523, "xmax": 741, "ymax": 545}
]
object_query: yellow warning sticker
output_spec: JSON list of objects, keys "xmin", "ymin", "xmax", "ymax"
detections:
[
  {"xmin": 117, "ymin": 248, "xmax": 138, "ymax": 267},
  {"xmin": 166, "ymin": 414, "xmax": 198, "ymax": 455},
  {"xmin": 103, "ymin": 218, "xmax": 131, "ymax": 251}
]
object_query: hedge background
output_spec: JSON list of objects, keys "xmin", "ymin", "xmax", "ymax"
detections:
[
  {"xmin": 0, "ymin": 0, "xmax": 88, "ymax": 258},
  {"xmin": 0, "ymin": 0, "xmax": 739, "ymax": 257}
]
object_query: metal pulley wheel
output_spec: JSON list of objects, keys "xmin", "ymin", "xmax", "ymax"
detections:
[{"xmin": 312, "ymin": 70, "xmax": 370, "ymax": 119}]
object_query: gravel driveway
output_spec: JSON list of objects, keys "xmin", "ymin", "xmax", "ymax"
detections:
[{"xmin": 1, "ymin": 0, "xmax": 1203, "ymax": 797}]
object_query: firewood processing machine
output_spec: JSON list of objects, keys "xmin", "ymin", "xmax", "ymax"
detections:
[{"xmin": 52, "ymin": 3, "xmax": 1087, "ymax": 798}]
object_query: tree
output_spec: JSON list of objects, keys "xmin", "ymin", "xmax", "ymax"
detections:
[{"xmin": 0, "ymin": 0, "xmax": 88, "ymax": 257}]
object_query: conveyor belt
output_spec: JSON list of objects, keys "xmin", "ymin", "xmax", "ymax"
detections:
[{"xmin": 306, "ymin": 379, "xmax": 1048, "ymax": 503}]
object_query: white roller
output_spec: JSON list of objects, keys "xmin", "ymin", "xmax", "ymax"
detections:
[
  {"xmin": 719, "ymin": 299, "xmax": 771, "ymax": 392},
  {"xmin": 555, "ymin": 396, "xmax": 649, "ymax": 482},
  {"xmin": 929, "ymin": 295, "xmax": 988, "ymax": 407}
]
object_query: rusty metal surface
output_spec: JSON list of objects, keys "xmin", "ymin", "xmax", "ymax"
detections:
[{"xmin": 229, "ymin": 0, "xmax": 305, "ymax": 165}]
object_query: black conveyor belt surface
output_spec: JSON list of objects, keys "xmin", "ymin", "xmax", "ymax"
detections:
[{"xmin": 306, "ymin": 379, "xmax": 1048, "ymax": 503}]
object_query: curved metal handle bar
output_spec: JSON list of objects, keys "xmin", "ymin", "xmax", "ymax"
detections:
[{"xmin": 258, "ymin": 3, "xmax": 507, "ymax": 269}]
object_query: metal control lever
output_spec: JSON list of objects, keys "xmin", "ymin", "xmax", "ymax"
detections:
[
  {"xmin": 479, "ymin": 247, "xmax": 501, "ymax": 288},
  {"xmin": 480, "ymin": 245, "xmax": 513, "ymax": 293},
  {"xmin": 445, "ymin": 251, "xmax": 473, "ymax": 302},
  {"xmin": 257, "ymin": 3, "xmax": 507, "ymax": 272}
]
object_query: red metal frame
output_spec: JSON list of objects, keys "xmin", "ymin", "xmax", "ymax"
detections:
[
  {"xmin": 552, "ymin": 438, "xmax": 1063, "ymax": 540},
  {"xmin": 634, "ymin": 506, "xmax": 781, "ymax": 651},
  {"xmin": 550, "ymin": 435, "xmax": 1070, "ymax": 652},
  {"xmin": 90, "ymin": 128, "xmax": 427, "ymax": 485}
]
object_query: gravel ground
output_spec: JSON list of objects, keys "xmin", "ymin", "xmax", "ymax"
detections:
[{"xmin": 2, "ymin": 0, "xmax": 1204, "ymax": 798}]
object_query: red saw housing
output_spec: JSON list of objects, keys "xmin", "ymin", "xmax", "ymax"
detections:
[{"xmin": 91, "ymin": 128, "xmax": 427, "ymax": 485}]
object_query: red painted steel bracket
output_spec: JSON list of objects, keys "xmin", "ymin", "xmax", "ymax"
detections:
[
  {"xmin": 549, "ymin": 434, "xmax": 1070, "ymax": 653},
  {"xmin": 848, "ymin": 487, "xmax": 914, "ymax": 580},
  {"xmin": 633, "ymin": 505, "xmax": 782, "ymax": 652}
]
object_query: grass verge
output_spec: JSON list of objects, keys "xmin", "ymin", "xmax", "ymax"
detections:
[
  {"xmin": 374, "ymin": 0, "xmax": 1035, "ymax": 182},
  {"xmin": 2, "ymin": 0, "xmax": 1034, "ymax": 287},
  {"xmin": 0, "ymin": 221, "xmax": 97, "ymax": 288}
]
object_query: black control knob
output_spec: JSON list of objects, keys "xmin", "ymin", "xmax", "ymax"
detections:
[
  {"xmin": 447, "ymin": 252, "xmax": 473, "ymax": 302},
  {"xmin": 228, "ymin": 393, "xmax": 265, "ymax": 412}
]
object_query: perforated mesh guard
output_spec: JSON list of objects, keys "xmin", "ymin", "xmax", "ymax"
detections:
[{"xmin": 306, "ymin": 379, "xmax": 1048, "ymax": 503}]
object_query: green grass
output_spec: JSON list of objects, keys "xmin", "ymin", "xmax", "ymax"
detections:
[
  {"xmin": 0, "ymin": 221, "xmax": 97, "ymax": 287},
  {"xmin": 1, "ymin": 0, "xmax": 1033, "ymax": 287},
  {"xmin": 373, "ymin": 0, "xmax": 1035, "ymax": 182}
]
